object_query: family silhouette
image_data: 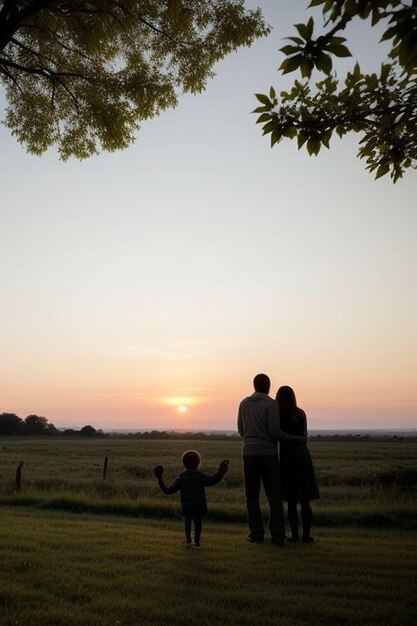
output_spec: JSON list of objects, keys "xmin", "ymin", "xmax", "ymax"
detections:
[{"xmin": 155, "ymin": 374, "xmax": 319, "ymax": 548}]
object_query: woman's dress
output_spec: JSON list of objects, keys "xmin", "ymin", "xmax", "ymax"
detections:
[{"xmin": 280, "ymin": 408, "xmax": 320, "ymax": 502}]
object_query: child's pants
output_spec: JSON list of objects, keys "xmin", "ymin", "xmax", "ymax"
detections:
[{"xmin": 185, "ymin": 516, "xmax": 202, "ymax": 544}]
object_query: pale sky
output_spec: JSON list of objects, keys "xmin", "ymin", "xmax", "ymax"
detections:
[{"xmin": 1, "ymin": 1, "xmax": 416, "ymax": 430}]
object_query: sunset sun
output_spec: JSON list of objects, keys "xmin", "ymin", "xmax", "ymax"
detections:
[{"xmin": 177, "ymin": 405, "xmax": 188, "ymax": 414}]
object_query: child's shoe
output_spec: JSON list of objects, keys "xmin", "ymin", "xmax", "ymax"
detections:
[{"xmin": 192, "ymin": 543, "xmax": 202, "ymax": 550}]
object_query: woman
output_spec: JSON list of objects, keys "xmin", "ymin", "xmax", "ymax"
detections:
[{"xmin": 277, "ymin": 386, "xmax": 319, "ymax": 543}]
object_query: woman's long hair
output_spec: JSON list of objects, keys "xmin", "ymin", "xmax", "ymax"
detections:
[{"xmin": 276, "ymin": 386, "xmax": 298, "ymax": 431}]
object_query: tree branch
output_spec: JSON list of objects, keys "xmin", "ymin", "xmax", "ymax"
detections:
[
  {"xmin": 138, "ymin": 14, "xmax": 186, "ymax": 47},
  {"xmin": 283, "ymin": 101, "xmax": 411, "ymax": 133},
  {"xmin": 0, "ymin": 0, "xmax": 55, "ymax": 53},
  {"xmin": 0, "ymin": 54, "xmax": 89, "ymax": 79},
  {"xmin": 52, "ymin": 5, "xmax": 126, "ymax": 31},
  {"xmin": 0, "ymin": 61, "xmax": 23, "ymax": 91},
  {"xmin": 10, "ymin": 35, "xmax": 45, "ymax": 61},
  {"xmin": 0, "ymin": 54, "xmax": 85, "ymax": 107}
]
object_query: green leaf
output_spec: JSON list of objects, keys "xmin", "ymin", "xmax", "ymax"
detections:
[
  {"xmin": 375, "ymin": 163, "xmax": 390, "ymax": 180},
  {"xmin": 344, "ymin": 0, "xmax": 359, "ymax": 19},
  {"xmin": 392, "ymin": 170, "xmax": 403, "ymax": 183},
  {"xmin": 279, "ymin": 55, "xmax": 303, "ymax": 74},
  {"xmin": 300, "ymin": 58, "xmax": 314, "ymax": 78},
  {"xmin": 262, "ymin": 120, "xmax": 276, "ymax": 135},
  {"xmin": 315, "ymin": 53, "xmax": 333, "ymax": 74},
  {"xmin": 255, "ymin": 93, "xmax": 272, "ymax": 106},
  {"xmin": 283, "ymin": 127, "xmax": 297, "ymax": 139},
  {"xmin": 371, "ymin": 8, "xmax": 381, "ymax": 27},
  {"xmin": 256, "ymin": 113, "xmax": 271, "ymax": 124},
  {"xmin": 311, "ymin": 139, "xmax": 323, "ymax": 156},
  {"xmin": 353, "ymin": 62, "xmax": 361, "ymax": 77},
  {"xmin": 365, "ymin": 74, "xmax": 378, "ymax": 90},
  {"xmin": 269, "ymin": 86, "xmax": 276, "ymax": 100},
  {"xmin": 380, "ymin": 63, "xmax": 392, "ymax": 81},
  {"xmin": 335, "ymin": 125, "xmax": 345, "ymax": 138},
  {"xmin": 326, "ymin": 44, "xmax": 352, "ymax": 58},
  {"xmin": 297, "ymin": 131, "xmax": 309, "ymax": 150},
  {"xmin": 252, "ymin": 106, "xmax": 270, "ymax": 113},
  {"xmin": 295, "ymin": 23, "xmax": 309, "ymax": 41},
  {"xmin": 329, "ymin": 36, "xmax": 348, "ymax": 45},
  {"xmin": 305, "ymin": 17, "xmax": 315, "ymax": 40},
  {"xmin": 322, "ymin": 129, "xmax": 332, "ymax": 148},
  {"xmin": 307, "ymin": 136, "xmax": 321, "ymax": 155},
  {"xmin": 280, "ymin": 44, "xmax": 302, "ymax": 55},
  {"xmin": 285, "ymin": 36, "xmax": 305, "ymax": 45},
  {"xmin": 380, "ymin": 25, "xmax": 398, "ymax": 42},
  {"xmin": 271, "ymin": 129, "xmax": 281, "ymax": 147}
]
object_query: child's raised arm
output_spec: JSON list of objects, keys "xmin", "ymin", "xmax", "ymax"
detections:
[
  {"xmin": 202, "ymin": 459, "xmax": 229, "ymax": 486},
  {"xmin": 154, "ymin": 465, "xmax": 181, "ymax": 494}
]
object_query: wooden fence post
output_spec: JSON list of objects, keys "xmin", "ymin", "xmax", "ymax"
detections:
[
  {"xmin": 15, "ymin": 460, "xmax": 24, "ymax": 491},
  {"xmin": 103, "ymin": 455, "xmax": 109, "ymax": 481}
]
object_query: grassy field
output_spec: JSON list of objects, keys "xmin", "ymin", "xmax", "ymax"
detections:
[
  {"xmin": 0, "ymin": 437, "xmax": 416, "ymax": 625},
  {"xmin": 0, "ymin": 508, "xmax": 416, "ymax": 626},
  {"xmin": 0, "ymin": 437, "xmax": 416, "ymax": 527}
]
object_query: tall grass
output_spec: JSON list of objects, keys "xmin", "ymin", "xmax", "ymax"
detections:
[{"xmin": 1, "ymin": 437, "xmax": 416, "ymax": 529}]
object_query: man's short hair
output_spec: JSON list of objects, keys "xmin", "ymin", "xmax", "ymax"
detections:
[
  {"xmin": 182, "ymin": 450, "xmax": 201, "ymax": 470},
  {"xmin": 253, "ymin": 373, "xmax": 270, "ymax": 394}
]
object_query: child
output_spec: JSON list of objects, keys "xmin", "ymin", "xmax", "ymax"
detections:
[{"xmin": 154, "ymin": 450, "xmax": 229, "ymax": 549}]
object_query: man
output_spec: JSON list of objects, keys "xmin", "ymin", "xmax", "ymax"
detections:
[{"xmin": 237, "ymin": 373, "xmax": 306, "ymax": 546}]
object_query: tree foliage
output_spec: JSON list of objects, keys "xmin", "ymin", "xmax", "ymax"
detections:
[
  {"xmin": 0, "ymin": 411, "xmax": 103, "ymax": 436},
  {"xmin": 0, "ymin": 0, "xmax": 268, "ymax": 159},
  {"xmin": 23, "ymin": 414, "xmax": 50, "ymax": 434},
  {"xmin": 255, "ymin": 0, "xmax": 417, "ymax": 182},
  {"xmin": 79, "ymin": 424, "xmax": 97, "ymax": 437},
  {"xmin": 0, "ymin": 412, "xmax": 22, "ymax": 434}
]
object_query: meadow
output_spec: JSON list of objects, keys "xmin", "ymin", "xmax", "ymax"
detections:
[
  {"xmin": 0, "ymin": 436, "xmax": 416, "ymax": 527},
  {"xmin": 0, "ymin": 436, "xmax": 416, "ymax": 625}
]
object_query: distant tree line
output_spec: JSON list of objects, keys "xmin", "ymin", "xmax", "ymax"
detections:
[
  {"xmin": 0, "ymin": 413, "xmax": 106, "ymax": 437},
  {"xmin": 111, "ymin": 431, "xmax": 415, "ymax": 442},
  {"xmin": 1, "ymin": 414, "xmax": 413, "ymax": 441},
  {"xmin": 114, "ymin": 430, "xmax": 241, "ymax": 441}
]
